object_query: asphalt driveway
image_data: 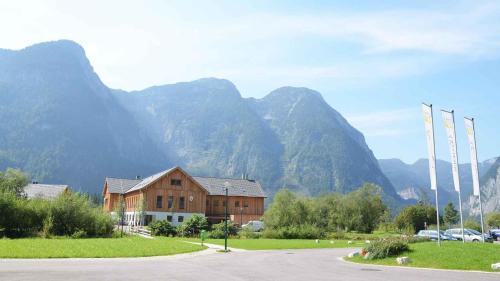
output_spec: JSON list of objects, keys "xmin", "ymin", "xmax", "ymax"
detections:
[{"xmin": 0, "ymin": 247, "xmax": 497, "ymax": 281}]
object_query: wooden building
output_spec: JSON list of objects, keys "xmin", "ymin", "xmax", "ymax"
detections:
[{"xmin": 102, "ymin": 167, "xmax": 266, "ymax": 226}]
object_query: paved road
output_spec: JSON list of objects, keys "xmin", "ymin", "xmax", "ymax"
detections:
[{"xmin": 0, "ymin": 248, "xmax": 498, "ymax": 281}]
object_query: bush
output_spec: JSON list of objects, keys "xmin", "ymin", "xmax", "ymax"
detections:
[
  {"xmin": 71, "ymin": 230, "xmax": 87, "ymax": 239},
  {"xmin": 176, "ymin": 215, "xmax": 209, "ymax": 237},
  {"xmin": 364, "ymin": 238, "xmax": 409, "ymax": 259},
  {"xmin": 209, "ymin": 221, "xmax": 238, "ymax": 239},
  {"xmin": 262, "ymin": 224, "xmax": 325, "ymax": 239},
  {"xmin": 394, "ymin": 203, "xmax": 437, "ymax": 233},
  {"xmin": 486, "ymin": 212, "xmax": 500, "ymax": 228},
  {"xmin": 149, "ymin": 220, "xmax": 176, "ymax": 236},
  {"xmin": 464, "ymin": 219, "xmax": 481, "ymax": 232},
  {"xmin": 238, "ymin": 226, "xmax": 261, "ymax": 239}
]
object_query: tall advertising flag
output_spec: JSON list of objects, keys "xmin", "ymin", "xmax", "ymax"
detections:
[
  {"xmin": 422, "ymin": 104, "xmax": 437, "ymax": 190},
  {"xmin": 464, "ymin": 117, "xmax": 485, "ymax": 242},
  {"xmin": 441, "ymin": 110, "xmax": 461, "ymax": 192},
  {"xmin": 441, "ymin": 109, "xmax": 465, "ymax": 242},
  {"xmin": 422, "ymin": 103, "xmax": 440, "ymax": 246},
  {"xmin": 464, "ymin": 118, "xmax": 480, "ymax": 196}
]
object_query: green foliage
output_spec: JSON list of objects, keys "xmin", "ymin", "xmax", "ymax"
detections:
[
  {"xmin": 364, "ymin": 238, "xmax": 410, "ymax": 259},
  {"xmin": 443, "ymin": 202, "xmax": 459, "ymax": 227},
  {"xmin": 486, "ymin": 212, "xmax": 500, "ymax": 228},
  {"xmin": 262, "ymin": 184, "xmax": 387, "ymax": 239},
  {"xmin": 0, "ymin": 190, "xmax": 113, "ymax": 238},
  {"xmin": 238, "ymin": 226, "xmax": 262, "ymax": 239},
  {"xmin": 0, "ymin": 168, "xmax": 29, "ymax": 197},
  {"xmin": 176, "ymin": 214, "xmax": 209, "ymax": 237},
  {"xmin": 394, "ymin": 203, "xmax": 437, "ymax": 233},
  {"xmin": 148, "ymin": 220, "xmax": 176, "ymax": 236},
  {"xmin": 71, "ymin": 230, "xmax": 87, "ymax": 239},
  {"xmin": 209, "ymin": 220, "xmax": 238, "ymax": 239},
  {"xmin": 464, "ymin": 219, "xmax": 481, "ymax": 232}
]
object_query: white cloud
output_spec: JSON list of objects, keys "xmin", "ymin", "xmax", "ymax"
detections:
[{"xmin": 346, "ymin": 107, "xmax": 421, "ymax": 137}]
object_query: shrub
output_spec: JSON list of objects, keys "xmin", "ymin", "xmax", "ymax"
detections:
[
  {"xmin": 238, "ymin": 226, "xmax": 262, "ymax": 239},
  {"xmin": 394, "ymin": 203, "xmax": 437, "ymax": 233},
  {"xmin": 262, "ymin": 224, "xmax": 325, "ymax": 239},
  {"xmin": 71, "ymin": 230, "xmax": 87, "ymax": 239},
  {"xmin": 176, "ymin": 215, "xmax": 209, "ymax": 237},
  {"xmin": 209, "ymin": 221, "xmax": 238, "ymax": 239},
  {"xmin": 149, "ymin": 220, "xmax": 176, "ymax": 236},
  {"xmin": 364, "ymin": 238, "xmax": 409, "ymax": 259},
  {"xmin": 464, "ymin": 219, "xmax": 481, "ymax": 232},
  {"xmin": 486, "ymin": 212, "xmax": 500, "ymax": 228}
]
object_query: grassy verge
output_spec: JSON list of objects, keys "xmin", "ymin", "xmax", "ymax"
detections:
[
  {"xmin": 347, "ymin": 241, "xmax": 500, "ymax": 272},
  {"xmin": 187, "ymin": 238, "xmax": 364, "ymax": 250},
  {"xmin": 0, "ymin": 236, "xmax": 206, "ymax": 258}
]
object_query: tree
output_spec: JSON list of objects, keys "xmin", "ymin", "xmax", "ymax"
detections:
[
  {"xmin": 0, "ymin": 168, "xmax": 29, "ymax": 197},
  {"xmin": 464, "ymin": 219, "xmax": 481, "ymax": 232},
  {"xmin": 443, "ymin": 202, "xmax": 459, "ymax": 227},
  {"xmin": 486, "ymin": 212, "xmax": 500, "ymax": 229},
  {"xmin": 395, "ymin": 203, "xmax": 437, "ymax": 233}
]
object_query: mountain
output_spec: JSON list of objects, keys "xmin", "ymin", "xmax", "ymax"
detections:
[
  {"xmin": 379, "ymin": 158, "xmax": 497, "ymax": 210},
  {"xmin": 0, "ymin": 40, "xmax": 402, "ymax": 205},
  {"xmin": 115, "ymin": 82, "xmax": 402, "ymax": 205},
  {"xmin": 0, "ymin": 40, "xmax": 169, "ymax": 193},
  {"xmin": 468, "ymin": 157, "xmax": 500, "ymax": 215}
]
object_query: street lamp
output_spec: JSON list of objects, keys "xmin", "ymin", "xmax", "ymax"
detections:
[{"xmin": 223, "ymin": 181, "xmax": 229, "ymax": 252}]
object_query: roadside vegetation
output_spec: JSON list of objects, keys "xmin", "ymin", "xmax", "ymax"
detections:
[
  {"xmin": 0, "ymin": 168, "xmax": 114, "ymax": 238},
  {"xmin": 348, "ymin": 241, "xmax": 500, "ymax": 272},
  {"xmin": 195, "ymin": 238, "xmax": 365, "ymax": 250},
  {"xmin": 0, "ymin": 236, "xmax": 205, "ymax": 258}
]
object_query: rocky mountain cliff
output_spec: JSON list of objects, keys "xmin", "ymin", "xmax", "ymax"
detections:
[
  {"xmin": 468, "ymin": 157, "xmax": 500, "ymax": 215},
  {"xmin": 379, "ymin": 157, "xmax": 498, "ymax": 212},
  {"xmin": 0, "ymin": 40, "xmax": 169, "ymax": 193},
  {"xmin": 0, "ymin": 40, "xmax": 403, "ymax": 204}
]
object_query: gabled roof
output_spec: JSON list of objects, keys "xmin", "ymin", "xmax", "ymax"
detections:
[
  {"xmin": 104, "ymin": 167, "xmax": 209, "ymax": 194},
  {"xmin": 125, "ymin": 167, "xmax": 176, "ymax": 193},
  {"xmin": 105, "ymin": 178, "xmax": 142, "ymax": 194},
  {"xmin": 23, "ymin": 184, "xmax": 69, "ymax": 199},
  {"xmin": 193, "ymin": 177, "xmax": 266, "ymax": 198}
]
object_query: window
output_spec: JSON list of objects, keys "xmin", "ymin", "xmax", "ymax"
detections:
[
  {"xmin": 171, "ymin": 179, "xmax": 182, "ymax": 186},
  {"xmin": 168, "ymin": 196, "xmax": 174, "ymax": 209},
  {"xmin": 167, "ymin": 215, "xmax": 172, "ymax": 222},
  {"xmin": 156, "ymin": 196, "xmax": 163, "ymax": 208},
  {"xmin": 235, "ymin": 201, "xmax": 240, "ymax": 208},
  {"xmin": 178, "ymin": 216, "xmax": 184, "ymax": 223},
  {"xmin": 179, "ymin": 197, "xmax": 185, "ymax": 209},
  {"xmin": 244, "ymin": 201, "xmax": 249, "ymax": 208}
]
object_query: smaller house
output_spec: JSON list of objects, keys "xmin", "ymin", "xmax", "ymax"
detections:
[{"xmin": 23, "ymin": 182, "xmax": 70, "ymax": 199}]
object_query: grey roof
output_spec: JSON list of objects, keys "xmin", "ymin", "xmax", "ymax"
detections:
[
  {"xmin": 105, "ymin": 178, "xmax": 141, "ymax": 194},
  {"xmin": 126, "ymin": 167, "xmax": 176, "ymax": 193},
  {"xmin": 23, "ymin": 184, "xmax": 69, "ymax": 199},
  {"xmin": 193, "ymin": 177, "xmax": 266, "ymax": 197}
]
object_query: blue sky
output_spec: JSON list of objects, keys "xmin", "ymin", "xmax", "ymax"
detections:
[{"xmin": 1, "ymin": 0, "xmax": 499, "ymax": 163}]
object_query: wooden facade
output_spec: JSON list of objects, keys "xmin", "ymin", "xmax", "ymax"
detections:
[{"xmin": 103, "ymin": 167, "xmax": 265, "ymax": 226}]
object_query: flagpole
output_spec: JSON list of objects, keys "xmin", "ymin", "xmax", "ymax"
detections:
[
  {"xmin": 471, "ymin": 118, "xmax": 485, "ymax": 243},
  {"xmin": 451, "ymin": 111, "xmax": 466, "ymax": 243},
  {"xmin": 423, "ymin": 103, "xmax": 440, "ymax": 246},
  {"xmin": 430, "ymin": 105, "xmax": 441, "ymax": 247}
]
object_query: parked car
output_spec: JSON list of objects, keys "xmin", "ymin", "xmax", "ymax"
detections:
[
  {"xmin": 445, "ymin": 228, "xmax": 493, "ymax": 242},
  {"xmin": 242, "ymin": 220, "xmax": 264, "ymax": 232},
  {"xmin": 415, "ymin": 230, "xmax": 457, "ymax": 241},
  {"xmin": 489, "ymin": 229, "xmax": 500, "ymax": 241}
]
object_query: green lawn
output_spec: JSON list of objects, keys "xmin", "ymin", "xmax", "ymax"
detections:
[
  {"xmin": 0, "ymin": 236, "xmax": 206, "ymax": 258},
  {"xmin": 347, "ymin": 241, "xmax": 500, "ymax": 272},
  {"xmin": 190, "ymin": 238, "xmax": 364, "ymax": 250}
]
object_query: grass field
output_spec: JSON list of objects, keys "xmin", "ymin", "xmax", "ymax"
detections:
[
  {"xmin": 0, "ymin": 236, "xmax": 206, "ymax": 258},
  {"xmin": 347, "ymin": 241, "xmax": 500, "ymax": 272},
  {"xmin": 190, "ymin": 238, "xmax": 364, "ymax": 250}
]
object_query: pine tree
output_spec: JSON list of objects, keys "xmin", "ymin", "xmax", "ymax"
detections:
[{"xmin": 443, "ymin": 202, "xmax": 459, "ymax": 227}]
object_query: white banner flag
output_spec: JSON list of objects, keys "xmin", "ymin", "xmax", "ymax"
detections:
[
  {"xmin": 441, "ymin": 110, "xmax": 461, "ymax": 192},
  {"xmin": 422, "ymin": 104, "xmax": 437, "ymax": 190},
  {"xmin": 464, "ymin": 118, "xmax": 480, "ymax": 196}
]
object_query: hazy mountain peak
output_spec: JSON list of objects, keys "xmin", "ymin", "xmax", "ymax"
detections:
[{"xmin": 264, "ymin": 86, "xmax": 324, "ymax": 102}]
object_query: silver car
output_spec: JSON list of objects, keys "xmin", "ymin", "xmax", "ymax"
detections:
[{"xmin": 445, "ymin": 228, "xmax": 492, "ymax": 242}]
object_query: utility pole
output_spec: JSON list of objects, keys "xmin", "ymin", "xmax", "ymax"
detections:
[{"xmin": 224, "ymin": 182, "xmax": 229, "ymax": 252}]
